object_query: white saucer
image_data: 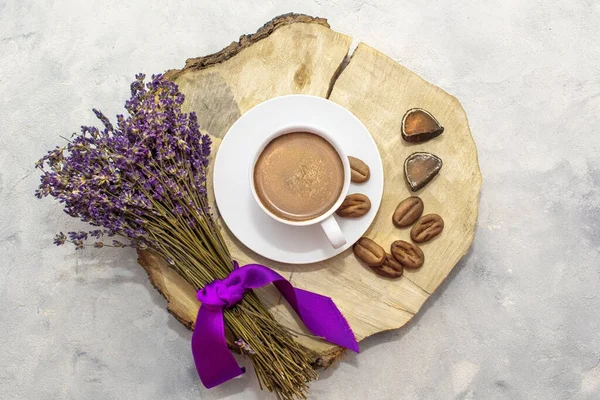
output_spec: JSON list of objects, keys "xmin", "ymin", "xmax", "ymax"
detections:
[{"xmin": 213, "ymin": 95, "xmax": 384, "ymax": 264}]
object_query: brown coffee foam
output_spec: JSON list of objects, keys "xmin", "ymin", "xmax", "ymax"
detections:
[{"xmin": 254, "ymin": 132, "xmax": 344, "ymax": 221}]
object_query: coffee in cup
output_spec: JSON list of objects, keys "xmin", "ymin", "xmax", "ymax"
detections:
[{"xmin": 253, "ymin": 132, "xmax": 345, "ymax": 222}]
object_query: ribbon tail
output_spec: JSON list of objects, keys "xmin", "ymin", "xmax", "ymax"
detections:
[
  {"xmin": 192, "ymin": 305, "xmax": 245, "ymax": 388},
  {"xmin": 292, "ymin": 287, "xmax": 359, "ymax": 353},
  {"xmin": 232, "ymin": 264, "xmax": 359, "ymax": 353},
  {"xmin": 279, "ymin": 284, "xmax": 360, "ymax": 353}
]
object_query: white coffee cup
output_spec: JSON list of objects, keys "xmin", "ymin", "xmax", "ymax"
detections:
[{"xmin": 249, "ymin": 124, "xmax": 350, "ymax": 248}]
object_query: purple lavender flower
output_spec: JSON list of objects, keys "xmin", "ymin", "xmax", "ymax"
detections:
[
  {"xmin": 68, "ymin": 231, "xmax": 88, "ymax": 241},
  {"xmin": 36, "ymin": 74, "xmax": 213, "ymax": 250},
  {"xmin": 92, "ymin": 109, "xmax": 114, "ymax": 132},
  {"xmin": 235, "ymin": 339, "xmax": 256, "ymax": 355},
  {"xmin": 53, "ymin": 233, "xmax": 67, "ymax": 246},
  {"xmin": 89, "ymin": 230, "xmax": 104, "ymax": 239}
]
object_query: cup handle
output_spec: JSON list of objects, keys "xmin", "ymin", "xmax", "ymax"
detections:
[{"xmin": 320, "ymin": 215, "xmax": 346, "ymax": 249}]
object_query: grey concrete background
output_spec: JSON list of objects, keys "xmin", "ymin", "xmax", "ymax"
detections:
[{"xmin": 1, "ymin": 1, "xmax": 599, "ymax": 399}]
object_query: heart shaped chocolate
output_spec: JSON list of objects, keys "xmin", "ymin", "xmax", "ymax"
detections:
[
  {"xmin": 401, "ymin": 108, "xmax": 444, "ymax": 143},
  {"xmin": 404, "ymin": 152, "xmax": 443, "ymax": 191}
]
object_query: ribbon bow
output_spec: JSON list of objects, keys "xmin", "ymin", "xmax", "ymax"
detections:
[{"xmin": 192, "ymin": 262, "xmax": 359, "ymax": 388}]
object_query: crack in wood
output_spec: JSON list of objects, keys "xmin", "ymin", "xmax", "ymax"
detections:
[{"xmin": 326, "ymin": 40, "xmax": 357, "ymax": 99}]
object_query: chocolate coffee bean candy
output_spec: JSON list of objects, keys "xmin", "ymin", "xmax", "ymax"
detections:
[
  {"xmin": 348, "ymin": 156, "xmax": 370, "ymax": 183},
  {"xmin": 411, "ymin": 214, "xmax": 444, "ymax": 243},
  {"xmin": 353, "ymin": 237, "xmax": 385, "ymax": 267},
  {"xmin": 401, "ymin": 108, "xmax": 444, "ymax": 143},
  {"xmin": 390, "ymin": 240, "xmax": 424, "ymax": 269},
  {"xmin": 336, "ymin": 193, "xmax": 371, "ymax": 218},
  {"xmin": 371, "ymin": 253, "xmax": 404, "ymax": 278},
  {"xmin": 392, "ymin": 196, "xmax": 424, "ymax": 228},
  {"xmin": 404, "ymin": 152, "xmax": 443, "ymax": 191}
]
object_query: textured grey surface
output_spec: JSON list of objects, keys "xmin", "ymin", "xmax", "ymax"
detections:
[{"xmin": 1, "ymin": 1, "xmax": 599, "ymax": 399}]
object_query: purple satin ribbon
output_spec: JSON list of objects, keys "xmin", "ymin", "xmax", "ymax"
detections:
[{"xmin": 192, "ymin": 262, "xmax": 359, "ymax": 388}]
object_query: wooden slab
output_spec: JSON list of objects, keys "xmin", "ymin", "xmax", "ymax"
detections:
[{"xmin": 138, "ymin": 13, "xmax": 482, "ymax": 367}]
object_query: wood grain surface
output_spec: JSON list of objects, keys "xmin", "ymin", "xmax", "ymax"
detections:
[{"xmin": 138, "ymin": 13, "xmax": 482, "ymax": 367}]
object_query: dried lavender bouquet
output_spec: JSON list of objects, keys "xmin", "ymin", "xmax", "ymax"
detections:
[{"xmin": 35, "ymin": 74, "xmax": 317, "ymax": 399}]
